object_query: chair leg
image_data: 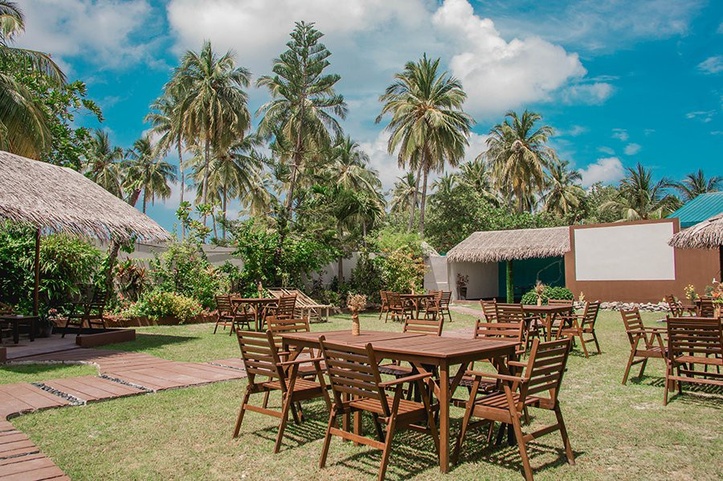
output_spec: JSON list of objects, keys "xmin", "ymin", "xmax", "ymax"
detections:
[
  {"xmin": 622, "ymin": 351, "xmax": 636, "ymax": 385},
  {"xmin": 592, "ymin": 331, "xmax": 601, "ymax": 354},
  {"xmin": 554, "ymin": 404, "xmax": 575, "ymax": 465},
  {"xmin": 233, "ymin": 389, "xmax": 252, "ymax": 438},
  {"xmin": 274, "ymin": 393, "xmax": 293, "ymax": 453},
  {"xmin": 213, "ymin": 321, "xmax": 219, "ymax": 334},
  {"xmin": 319, "ymin": 410, "xmax": 338, "ymax": 469},
  {"xmin": 511, "ymin": 415, "xmax": 533, "ymax": 481},
  {"xmin": 637, "ymin": 358, "xmax": 649, "ymax": 379},
  {"xmin": 377, "ymin": 414, "xmax": 397, "ymax": 481},
  {"xmin": 578, "ymin": 333, "xmax": 590, "ymax": 358}
]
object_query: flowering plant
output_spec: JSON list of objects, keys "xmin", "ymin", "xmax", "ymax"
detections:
[
  {"xmin": 683, "ymin": 284, "xmax": 698, "ymax": 301},
  {"xmin": 709, "ymin": 282, "xmax": 723, "ymax": 304},
  {"xmin": 456, "ymin": 274, "xmax": 469, "ymax": 288}
]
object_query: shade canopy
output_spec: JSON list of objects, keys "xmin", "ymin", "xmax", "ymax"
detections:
[
  {"xmin": 669, "ymin": 212, "xmax": 723, "ymax": 249},
  {"xmin": 446, "ymin": 226, "xmax": 570, "ymax": 263},
  {"xmin": 0, "ymin": 150, "xmax": 170, "ymax": 242}
]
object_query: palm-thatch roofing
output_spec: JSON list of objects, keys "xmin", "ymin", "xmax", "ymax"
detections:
[
  {"xmin": 668, "ymin": 212, "xmax": 723, "ymax": 249},
  {"xmin": 446, "ymin": 226, "xmax": 570, "ymax": 263},
  {"xmin": 0, "ymin": 150, "xmax": 170, "ymax": 242}
]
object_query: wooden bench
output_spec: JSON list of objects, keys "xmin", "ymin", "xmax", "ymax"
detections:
[{"xmin": 267, "ymin": 288, "xmax": 333, "ymax": 323}]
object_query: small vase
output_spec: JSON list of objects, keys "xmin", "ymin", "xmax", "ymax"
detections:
[
  {"xmin": 351, "ymin": 311, "xmax": 360, "ymax": 335},
  {"xmin": 536, "ymin": 296, "xmax": 542, "ymax": 306}
]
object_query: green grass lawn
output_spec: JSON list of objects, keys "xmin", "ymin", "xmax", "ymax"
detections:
[
  {"xmin": 10, "ymin": 309, "xmax": 723, "ymax": 480},
  {"xmin": 0, "ymin": 363, "xmax": 97, "ymax": 385}
]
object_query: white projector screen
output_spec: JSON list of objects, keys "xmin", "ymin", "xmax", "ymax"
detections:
[{"xmin": 574, "ymin": 223, "xmax": 676, "ymax": 281}]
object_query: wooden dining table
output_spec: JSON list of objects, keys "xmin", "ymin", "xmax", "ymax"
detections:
[
  {"xmin": 400, "ymin": 293, "xmax": 436, "ymax": 318},
  {"xmin": 281, "ymin": 329, "xmax": 518, "ymax": 474},
  {"xmin": 522, "ymin": 304, "xmax": 574, "ymax": 341},
  {"xmin": 0, "ymin": 315, "xmax": 37, "ymax": 344},
  {"xmin": 231, "ymin": 297, "xmax": 278, "ymax": 331}
]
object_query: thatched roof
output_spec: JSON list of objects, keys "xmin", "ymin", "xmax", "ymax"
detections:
[
  {"xmin": 669, "ymin": 212, "xmax": 723, "ymax": 249},
  {"xmin": 0, "ymin": 151, "xmax": 170, "ymax": 242},
  {"xmin": 446, "ymin": 226, "xmax": 570, "ymax": 263}
]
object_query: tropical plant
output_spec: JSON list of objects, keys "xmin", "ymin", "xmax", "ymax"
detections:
[
  {"xmin": 520, "ymin": 286, "xmax": 574, "ymax": 305},
  {"xmin": 670, "ymin": 169, "xmax": 721, "ymax": 202},
  {"xmin": 256, "ymin": 21, "xmax": 347, "ymax": 218},
  {"xmin": 125, "ymin": 135, "xmax": 177, "ymax": 212},
  {"xmin": 390, "ymin": 172, "xmax": 420, "ymax": 218},
  {"xmin": 172, "ymin": 40, "xmax": 251, "ymax": 211},
  {"xmin": 0, "ymin": 0, "xmax": 65, "ymax": 158},
  {"xmin": 601, "ymin": 163, "xmax": 678, "ymax": 220},
  {"xmin": 83, "ymin": 129, "xmax": 125, "ymax": 197},
  {"xmin": 483, "ymin": 110, "xmax": 557, "ymax": 213},
  {"xmin": 377, "ymin": 54, "xmax": 472, "ymax": 234},
  {"xmin": 543, "ymin": 159, "xmax": 585, "ymax": 220}
]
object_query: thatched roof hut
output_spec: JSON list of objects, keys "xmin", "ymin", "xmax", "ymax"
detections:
[
  {"xmin": 0, "ymin": 151, "xmax": 170, "ymax": 242},
  {"xmin": 668, "ymin": 212, "xmax": 723, "ymax": 249},
  {"xmin": 446, "ymin": 226, "xmax": 570, "ymax": 263}
]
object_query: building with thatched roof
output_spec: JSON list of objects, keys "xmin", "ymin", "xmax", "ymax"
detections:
[
  {"xmin": 441, "ymin": 220, "xmax": 719, "ymax": 303},
  {"xmin": 446, "ymin": 226, "xmax": 570, "ymax": 300}
]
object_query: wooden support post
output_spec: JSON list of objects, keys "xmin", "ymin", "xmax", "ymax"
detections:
[{"xmin": 33, "ymin": 228, "xmax": 40, "ymax": 316}]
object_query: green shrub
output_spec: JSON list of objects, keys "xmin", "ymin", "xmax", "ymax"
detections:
[
  {"xmin": 125, "ymin": 291, "xmax": 202, "ymax": 323},
  {"xmin": 521, "ymin": 285, "xmax": 574, "ymax": 305},
  {"xmin": 347, "ymin": 251, "xmax": 384, "ymax": 304}
]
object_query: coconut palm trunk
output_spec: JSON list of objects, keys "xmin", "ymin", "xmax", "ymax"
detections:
[
  {"xmin": 178, "ymin": 138, "xmax": 186, "ymax": 239},
  {"xmin": 506, "ymin": 260, "xmax": 514, "ymax": 303},
  {"xmin": 419, "ymin": 162, "xmax": 430, "ymax": 235}
]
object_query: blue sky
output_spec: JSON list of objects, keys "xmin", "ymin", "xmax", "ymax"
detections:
[{"xmin": 16, "ymin": 0, "xmax": 723, "ymax": 232}]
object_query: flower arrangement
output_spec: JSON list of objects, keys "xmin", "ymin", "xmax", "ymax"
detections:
[
  {"xmin": 534, "ymin": 280, "xmax": 546, "ymax": 305},
  {"xmin": 347, "ymin": 293, "xmax": 367, "ymax": 336},
  {"xmin": 709, "ymin": 281, "xmax": 723, "ymax": 305},
  {"xmin": 456, "ymin": 274, "xmax": 469, "ymax": 288},
  {"xmin": 683, "ymin": 284, "xmax": 698, "ymax": 301}
]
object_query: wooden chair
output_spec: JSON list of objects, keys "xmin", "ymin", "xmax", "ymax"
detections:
[
  {"xmin": 233, "ymin": 330, "xmax": 330, "ymax": 452},
  {"xmin": 558, "ymin": 300, "xmax": 601, "ymax": 357},
  {"xmin": 439, "ymin": 290, "xmax": 453, "ymax": 322},
  {"xmin": 0, "ymin": 302, "xmax": 14, "ymax": 344},
  {"xmin": 214, "ymin": 295, "xmax": 252, "ymax": 334},
  {"xmin": 274, "ymin": 295, "xmax": 297, "ymax": 320},
  {"xmin": 423, "ymin": 290, "xmax": 443, "ymax": 320},
  {"xmin": 496, "ymin": 303, "xmax": 537, "ymax": 350},
  {"xmin": 697, "ymin": 298, "xmax": 717, "ymax": 317},
  {"xmin": 266, "ymin": 316, "xmax": 320, "ymax": 379},
  {"xmin": 546, "ymin": 299, "xmax": 575, "ymax": 338},
  {"xmin": 479, "ymin": 299, "xmax": 497, "ymax": 322},
  {"xmin": 386, "ymin": 292, "xmax": 413, "ymax": 322},
  {"xmin": 379, "ymin": 290, "xmax": 390, "ymax": 320},
  {"xmin": 378, "ymin": 318, "xmax": 444, "ymax": 376},
  {"xmin": 454, "ymin": 338, "xmax": 575, "ymax": 481},
  {"xmin": 620, "ymin": 308, "xmax": 666, "ymax": 384},
  {"xmin": 318, "ymin": 337, "xmax": 439, "ymax": 481},
  {"xmin": 664, "ymin": 317, "xmax": 723, "ymax": 405},
  {"xmin": 665, "ymin": 294, "xmax": 684, "ymax": 317},
  {"xmin": 62, "ymin": 288, "xmax": 108, "ymax": 337}
]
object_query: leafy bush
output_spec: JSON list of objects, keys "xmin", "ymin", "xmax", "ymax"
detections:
[
  {"xmin": 124, "ymin": 291, "xmax": 202, "ymax": 323},
  {"xmin": 148, "ymin": 240, "xmax": 225, "ymax": 309},
  {"xmin": 347, "ymin": 251, "xmax": 383, "ymax": 304},
  {"xmin": 521, "ymin": 285, "xmax": 574, "ymax": 305}
]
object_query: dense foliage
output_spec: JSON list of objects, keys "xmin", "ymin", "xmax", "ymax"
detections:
[{"xmin": 520, "ymin": 286, "xmax": 575, "ymax": 305}]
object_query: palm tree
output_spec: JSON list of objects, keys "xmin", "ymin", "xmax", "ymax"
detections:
[
  {"xmin": 0, "ymin": 1, "xmax": 65, "ymax": 158},
  {"xmin": 377, "ymin": 54, "xmax": 472, "ymax": 235},
  {"xmin": 390, "ymin": 172, "xmax": 420, "ymax": 218},
  {"xmin": 543, "ymin": 160, "xmax": 585, "ymax": 219},
  {"xmin": 431, "ymin": 172, "xmax": 458, "ymax": 198},
  {"xmin": 484, "ymin": 110, "xmax": 557, "ymax": 214},
  {"xmin": 256, "ymin": 21, "xmax": 347, "ymax": 219},
  {"xmin": 671, "ymin": 169, "xmax": 721, "ymax": 202},
  {"xmin": 601, "ymin": 162, "xmax": 678, "ymax": 220},
  {"xmin": 84, "ymin": 129, "xmax": 124, "ymax": 197},
  {"xmin": 125, "ymin": 135, "xmax": 177, "ymax": 213},
  {"xmin": 458, "ymin": 158, "xmax": 500, "ymax": 206},
  {"xmin": 172, "ymin": 40, "xmax": 251, "ymax": 213}
]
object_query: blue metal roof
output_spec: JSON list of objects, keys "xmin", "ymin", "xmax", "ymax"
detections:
[{"xmin": 668, "ymin": 192, "xmax": 723, "ymax": 228}]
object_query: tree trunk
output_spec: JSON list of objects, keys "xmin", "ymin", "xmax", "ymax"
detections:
[
  {"xmin": 142, "ymin": 189, "xmax": 147, "ymax": 214},
  {"xmin": 419, "ymin": 165, "xmax": 429, "ymax": 236},
  {"xmin": 506, "ymin": 260, "xmax": 514, "ymax": 303},
  {"xmin": 104, "ymin": 239, "xmax": 122, "ymax": 295},
  {"xmin": 202, "ymin": 136, "xmax": 210, "ymax": 226},
  {"xmin": 409, "ymin": 166, "xmax": 421, "ymax": 231},
  {"xmin": 127, "ymin": 189, "xmax": 141, "ymax": 209},
  {"xmin": 178, "ymin": 138, "xmax": 185, "ymax": 240},
  {"xmin": 337, "ymin": 225, "xmax": 344, "ymax": 284},
  {"xmin": 222, "ymin": 184, "xmax": 227, "ymax": 241}
]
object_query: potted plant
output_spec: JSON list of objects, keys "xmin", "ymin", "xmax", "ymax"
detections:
[
  {"xmin": 456, "ymin": 274, "xmax": 469, "ymax": 300},
  {"xmin": 37, "ymin": 308, "xmax": 57, "ymax": 338}
]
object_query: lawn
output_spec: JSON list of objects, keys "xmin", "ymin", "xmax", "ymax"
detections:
[
  {"xmin": 10, "ymin": 309, "xmax": 723, "ymax": 480},
  {"xmin": 0, "ymin": 363, "xmax": 97, "ymax": 385}
]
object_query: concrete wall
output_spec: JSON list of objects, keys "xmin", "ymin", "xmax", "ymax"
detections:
[
  {"xmin": 424, "ymin": 255, "xmax": 449, "ymax": 292},
  {"xmin": 565, "ymin": 219, "xmax": 719, "ymax": 302},
  {"xmin": 447, "ymin": 260, "xmax": 499, "ymax": 300}
]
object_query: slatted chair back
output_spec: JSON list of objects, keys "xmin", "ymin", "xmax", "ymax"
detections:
[
  {"xmin": 439, "ymin": 291, "xmax": 453, "ymax": 321},
  {"xmin": 620, "ymin": 307, "xmax": 645, "ymax": 345},
  {"xmin": 423, "ymin": 290, "xmax": 443, "ymax": 320},
  {"xmin": 404, "ymin": 317, "xmax": 444, "ymax": 336},
  {"xmin": 518, "ymin": 337, "xmax": 571, "ymax": 406},
  {"xmin": 665, "ymin": 294, "xmax": 683, "ymax": 317},
  {"xmin": 495, "ymin": 303, "xmax": 527, "ymax": 323},
  {"xmin": 697, "ymin": 298, "xmax": 716, "ymax": 317},
  {"xmin": 319, "ymin": 337, "xmax": 389, "ymax": 417},
  {"xmin": 548, "ymin": 298, "xmax": 574, "ymax": 308},
  {"xmin": 479, "ymin": 299, "xmax": 497, "ymax": 322},
  {"xmin": 275, "ymin": 295, "xmax": 297, "ymax": 319},
  {"xmin": 579, "ymin": 301, "xmax": 601, "ymax": 329},
  {"xmin": 215, "ymin": 295, "xmax": 233, "ymax": 315},
  {"xmin": 236, "ymin": 330, "xmax": 284, "ymax": 386},
  {"xmin": 386, "ymin": 291, "xmax": 411, "ymax": 321},
  {"xmin": 474, "ymin": 318, "xmax": 525, "ymax": 355},
  {"xmin": 266, "ymin": 316, "xmax": 312, "ymax": 356},
  {"xmin": 620, "ymin": 307, "xmax": 666, "ymax": 384},
  {"xmin": 664, "ymin": 317, "xmax": 723, "ymax": 405},
  {"xmin": 379, "ymin": 290, "xmax": 390, "ymax": 319}
]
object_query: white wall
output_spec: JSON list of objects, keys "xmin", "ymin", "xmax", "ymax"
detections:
[
  {"xmin": 574, "ymin": 222, "xmax": 675, "ymax": 280},
  {"xmin": 448, "ymin": 261, "xmax": 499, "ymax": 300},
  {"xmin": 424, "ymin": 255, "xmax": 449, "ymax": 292}
]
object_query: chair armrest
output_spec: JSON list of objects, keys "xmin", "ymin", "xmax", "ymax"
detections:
[
  {"xmin": 507, "ymin": 360, "xmax": 527, "ymax": 368},
  {"xmin": 277, "ymin": 356, "xmax": 324, "ymax": 367},
  {"xmin": 465, "ymin": 369, "xmax": 522, "ymax": 384},
  {"xmin": 379, "ymin": 372, "xmax": 431, "ymax": 388}
]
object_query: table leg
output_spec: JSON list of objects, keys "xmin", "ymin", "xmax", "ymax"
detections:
[
  {"xmin": 438, "ymin": 360, "xmax": 450, "ymax": 473},
  {"xmin": 545, "ymin": 313, "xmax": 553, "ymax": 342},
  {"xmin": 12, "ymin": 320, "xmax": 19, "ymax": 344},
  {"xmin": 29, "ymin": 318, "xmax": 35, "ymax": 342}
]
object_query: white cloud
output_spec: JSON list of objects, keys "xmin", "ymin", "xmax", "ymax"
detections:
[
  {"xmin": 698, "ymin": 56, "xmax": 723, "ymax": 74},
  {"xmin": 17, "ymin": 0, "xmax": 158, "ymax": 69},
  {"xmin": 579, "ymin": 157, "xmax": 625, "ymax": 187},
  {"xmin": 624, "ymin": 143, "xmax": 641, "ymax": 155},
  {"xmin": 686, "ymin": 111, "xmax": 715, "ymax": 123},
  {"xmin": 464, "ymin": 132, "xmax": 489, "ymax": 163},
  {"xmin": 564, "ymin": 125, "xmax": 588, "ymax": 137},
  {"xmin": 612, "ymin": 129, "xmax": 629, "ymax": 142},
  {"xmin": 598, "ymin": 146, "xmax": 615, "ymax": 155},
  {"xmin": 561, "ymin": 82, "xmax": 614, "ymax": 105}
]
